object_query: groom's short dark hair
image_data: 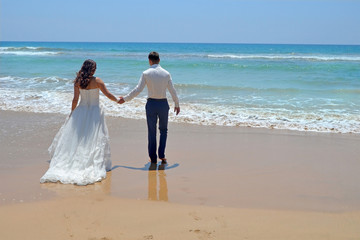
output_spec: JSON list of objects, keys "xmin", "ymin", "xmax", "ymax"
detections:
[{"xmin": 148, "ymin": 52, "xmax": 160, "ymax": 63}]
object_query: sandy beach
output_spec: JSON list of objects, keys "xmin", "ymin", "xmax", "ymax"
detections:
[{"xmin": 1, "ymin": 110, "xmax": 360, "ymax": 239}]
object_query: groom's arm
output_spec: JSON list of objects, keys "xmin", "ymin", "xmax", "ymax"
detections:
[
  {"xmin": 123, "ymin": 73, "xmax": 146, "ymax": 102},
  {"xmin": 167, "ymin": 75, "xmax": 180, "ymax": 115},
  {"xmin": 167, "ymin": 75, "xmax": 180, "ymax": 107}
]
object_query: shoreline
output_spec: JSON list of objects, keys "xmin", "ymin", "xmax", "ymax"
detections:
[{"xmin": 1, "ymin": 107, "xmax": 359, "ymax": 136}]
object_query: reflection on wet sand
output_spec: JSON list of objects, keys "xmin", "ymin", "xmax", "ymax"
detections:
[
  {"xmin": 40, "ymin": 171, "xmax": 112, "ymax": 197},
  {"xmin": 40, "ymin": 163, "xmax": 173, "ymax": 202},
  {"xmin": 148, "ymin": 163, "xmax": 168, "ymax": 201}
]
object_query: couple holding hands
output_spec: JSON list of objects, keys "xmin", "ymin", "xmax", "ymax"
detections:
[{"xmin": 40, "ymin": 52, "xmax": 180, "ymax": 186}]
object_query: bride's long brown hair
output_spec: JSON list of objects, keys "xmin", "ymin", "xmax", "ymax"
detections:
[{"xmin": 74, "ymin": 59, "xmax": 97, "ymax": 89}]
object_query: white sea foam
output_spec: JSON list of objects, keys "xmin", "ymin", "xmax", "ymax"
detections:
[
  {"xmin": 0, "ymin": 46, "xmax": 62, "ymax": 56},
  {"xmin": 0, "ymin": 76, "xmax": 72, "ymax": 91},
  {"xmin": 207, "ymin": 54, "xmax": 360, "ymax": 62},
  {"xmin": 0, "ymin": 51, "xmax": 60, "ymax": 56},
  {"xmin": 0, "ymin": 46, "xmax": 62, "ymax": 51},
  {"xmin": 0, "ymin": 88, "xmax": 359, "ymax": 134},
  {"xmin": 0, "ymin": 47, "xmax": 39, "ymax": 50}
]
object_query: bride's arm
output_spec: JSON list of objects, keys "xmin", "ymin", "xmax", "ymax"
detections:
[
  {"xmin": 71, "ymin": 84, "xmax": 80, "ymax": 112},
  {"xmin": 96, "ymin": 77, "xmax": 119, "ymax": 102}
]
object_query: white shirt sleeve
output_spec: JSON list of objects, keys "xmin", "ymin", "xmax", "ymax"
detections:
[
  {"xmin": 167, "ymin": 75, "xmax": 180, "ymax": 108},
  {"xmin": 123, "ymin": 73, "xmax": 146, "ymax": 102}
]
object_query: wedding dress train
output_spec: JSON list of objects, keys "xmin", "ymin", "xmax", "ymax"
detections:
[{"xmin": 40, "ymin": 88, "xmax": 111, "ymax": 185}]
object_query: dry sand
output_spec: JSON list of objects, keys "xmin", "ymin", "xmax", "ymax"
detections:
[
  {"xmin": 1, "ymin": 192, "xmax": 360, "ymax": 240},
  {"xmin": 1, "ymin": 110, "xmax": 360, "ymax": 239}
]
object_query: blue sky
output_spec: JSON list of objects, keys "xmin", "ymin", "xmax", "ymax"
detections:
[{"xmin": 1, "ymin": 0, "xmax": 359, "ymax": 44}]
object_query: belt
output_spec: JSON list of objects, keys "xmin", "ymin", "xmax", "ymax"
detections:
[{"xmin": 147, "ymin": 98, "xmax": 167, "ymax": 101}]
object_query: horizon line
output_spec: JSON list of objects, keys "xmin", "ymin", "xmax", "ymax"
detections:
[{"xmin": 1, "ymin": 40, "xmax": 359, "ymax": 46}]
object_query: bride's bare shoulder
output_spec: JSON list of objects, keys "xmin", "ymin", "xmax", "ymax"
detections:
[
  {"xmin": 94, "ymin": 77, "xmax": 106, "ymax": 88},
  {"xmin": 94, "ymin": 77, "xmax": 104, "ymax": 83}
]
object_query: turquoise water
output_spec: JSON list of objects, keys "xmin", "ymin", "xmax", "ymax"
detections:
[{"xmin": 1, "ymin": 41, "xmax": 359, "ymax": 133}]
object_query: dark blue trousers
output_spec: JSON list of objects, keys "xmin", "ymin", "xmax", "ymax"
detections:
[{"xmin": 146, "ymin": 99, "xmax": 169, "ymax": 163}]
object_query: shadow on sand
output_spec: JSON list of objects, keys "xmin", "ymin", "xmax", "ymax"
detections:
[{"xmin": 111, "ymin": 162, "xmax": 179, "ymax": 171}]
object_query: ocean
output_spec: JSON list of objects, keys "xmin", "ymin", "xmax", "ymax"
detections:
[{"xmin": 0, "ymin": 41, "xmax": 359, "ymax": 134}]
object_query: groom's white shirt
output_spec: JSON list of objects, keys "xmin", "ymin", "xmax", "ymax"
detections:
[{"xmin": 123, "ymin": 64, "xmax": 179, "ymax": 107}]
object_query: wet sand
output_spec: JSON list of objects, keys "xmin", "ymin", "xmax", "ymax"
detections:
[{"xmin": 1, "ymin": 110, "xmax": 360, "ymax": 239}]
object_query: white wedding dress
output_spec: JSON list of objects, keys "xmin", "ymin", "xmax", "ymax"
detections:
[{"xmin": 40, "ymin": 88, "xmax": 112, "ymax": 185}]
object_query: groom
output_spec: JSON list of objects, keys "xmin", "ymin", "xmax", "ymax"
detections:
[{"xmin": 119, "ymin": 52, "xmax": 180, "ymax": 164}]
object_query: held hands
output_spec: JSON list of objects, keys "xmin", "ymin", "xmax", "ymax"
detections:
[
  {"xmin": 117, "ymin": 96, "xmax": 179, "ymax": 115},
  {"xmin": 174, "ymin": 107, "xmax": 180, "ymax": 115},
  {"xmin": 118, "ymin": 96, "xmax": 125, "ymax": 104}
]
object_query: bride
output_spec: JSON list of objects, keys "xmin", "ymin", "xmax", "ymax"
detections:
[{"xmin": 40, "ymin": 59, "xmax": 119, "ymax": 185}]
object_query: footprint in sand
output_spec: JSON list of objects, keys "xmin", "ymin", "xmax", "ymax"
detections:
[
  {"xmin": 189, "ymin": 229, "xmax": 215, "ymax": 239},
  {"xmin": 88, "ymin": 237, "xmax": 111, "ymax": 240},
  {"xmin": 189, "ymin": 211, "xmax": 202, "ymax": 221},
  {"xmin": 143, "ymin": 235, "xmax": 154, "ymax": 239}
]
